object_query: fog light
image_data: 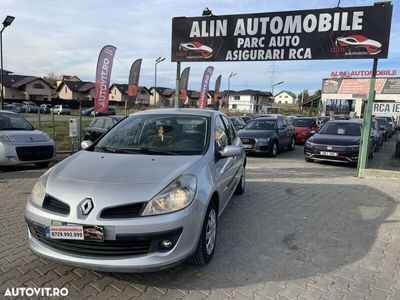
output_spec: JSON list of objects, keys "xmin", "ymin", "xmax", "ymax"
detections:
[{"xmin": 160, "ymin": 240, "xmax": 173, "ymax": 249}]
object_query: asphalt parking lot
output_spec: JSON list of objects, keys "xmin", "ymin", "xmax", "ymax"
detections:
[{"xmin": 1, "ymin": 147, "xmax": 400, "ymax": 299}]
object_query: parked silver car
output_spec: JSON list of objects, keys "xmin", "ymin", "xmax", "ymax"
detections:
[
  {"xmin": 25, "ymin": 109, "xmax": 246, "ymax": 271},
  {"xmin": 0, "ymin": 111, "xmax": 56, "ymax": 168}
]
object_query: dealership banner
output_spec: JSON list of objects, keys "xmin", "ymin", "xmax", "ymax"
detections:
[
  {"xmin": 171, "ymin": 3, "xmax": 392, "ymax": 62},
  {"xmin": 198, "ymin": 66, "xmax": 214, "ymax": 109},
  {"xmin": 180, "ymin": 67, "xmax": 191, "ymax": 101},
  {"xmin": 373, "ymin": 102, "xmax": 400, "ymax": 116},
  {"xmin": 95, "ymin": 45, "xmax": 117, "ymax": 112},
  {"xmin": 323, "ymin": 78, "xmax": 400, "ymax": 96},
  {"xmin": 214, "ymin": 75, "xmax": 222, "ymax": 102},
  {"xmin": 128, "ymin": 59, "xmax": 142, "ymax": 98}
]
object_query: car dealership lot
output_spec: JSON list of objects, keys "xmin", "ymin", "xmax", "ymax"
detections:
[{"xmin": 1, "ymin": 148, "xmax": 400, "ymax": 299}]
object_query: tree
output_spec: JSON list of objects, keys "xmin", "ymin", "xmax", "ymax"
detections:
[
  {"xmin": 43, "ymin": 72, "xmax": 58, "ymax": 87},
  {"xmin": 297, "ymin": 89, "xmax": 309, "ymax": 105}
]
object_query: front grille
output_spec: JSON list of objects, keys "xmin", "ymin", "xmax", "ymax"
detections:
[
  {"xmin": 16, "ymin": 146, "xmax": 54, "ymax": 161},
  {"xmin": 27, "ymin": 221, "xmax": 182, "ymax": 257},
  {"xmin": 42, "ymin": 195, "xmax": 70, "ymax": 215},
  {"xmin": 100, "ymin": 203, "xmax": 145, "ymax": 219}
]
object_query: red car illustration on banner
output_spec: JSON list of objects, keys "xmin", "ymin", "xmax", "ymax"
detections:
[
  {"xmin": 335, "ymin": 35, "xmax": 382, "ymax": 55},
  {"xmin": 179, "ymin": 41, "xmax": 213, "ymax": 58}
]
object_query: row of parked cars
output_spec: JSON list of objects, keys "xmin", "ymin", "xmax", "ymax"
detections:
[
  {"xmin": 4, "ymin": 102, "xmax": 72, "ymax": 115},
  {"xmin": 230, "ymin": 113, "xmax": 398, "ymax": 167}
]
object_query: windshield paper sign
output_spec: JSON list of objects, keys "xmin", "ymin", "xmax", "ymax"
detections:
[{"xmin": 171, "ymin": 3, "xmax": 392, "ymax": 62}]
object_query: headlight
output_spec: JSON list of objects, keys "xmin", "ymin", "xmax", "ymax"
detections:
[
  {"xmin": 305, "ymin": 141, "xmax": 316, "ymax": 148},
  {"xmin": 30, "ymin": 169, "xmax": 52, "ymax": 206},
  {"xmin": 142, "ymin": 174, "xmax": 197, "ymax": 216},
  {"xmin": 348, "ymin": 145, "xmax": 360, "ymax": 151},
  {"xmin": 0, "ymin": 135, "xmax": 14, "ymax": 142},
  {"xmin": 258, "ymin": 137, "xmax": 270, "ymax": 143}
]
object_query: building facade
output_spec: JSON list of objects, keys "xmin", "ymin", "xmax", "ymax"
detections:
[
  {"xmin": 274, "ymin": 91, "xmax": 297, "ymax": 104},
  {"xmin": 57, "ymin": 80, "xmax": 95, "ymax": 101},
  {"xmin": 321, "ymin": 77, "xmax": 400, "ymax": 117},
  {"xmin": 225, "ymin": 90, "xmax": 272, "ymax": 113}
]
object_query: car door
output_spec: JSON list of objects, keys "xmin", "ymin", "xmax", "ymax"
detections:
[
  {"xmin": 276, "ymin": 118, "xmax": 288, "ymax": 148},
  {"xmin": 214, "ymin": 115, "xmax": 237, "ymax": 211},
  {"xmin": 222, "ymin": 115, "xmax": 244, "ymax": 196}
]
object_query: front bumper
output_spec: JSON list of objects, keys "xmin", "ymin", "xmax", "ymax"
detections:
[
  {"xmin": 0, "ymin": 141, "xmax": 56, "ymax": 166},
  {"xmin": 240, "ymin": 138, "xmax": 272, "ymax": 153},
  {"xmin": 304, "ymin": 144, "xmax": 359, "ymax": 164},
  {"xmin": 25, "ymin": 199, "xmax": 206, "ymax": 272}
]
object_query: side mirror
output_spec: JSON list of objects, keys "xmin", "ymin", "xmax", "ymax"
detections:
[
  {"xmin": 220, "ymin": 145, "xmax": 242, "ymax": 157},
  {"xmin": 81, "ymin": 140, "xmax": 93, "ymax": 150}
]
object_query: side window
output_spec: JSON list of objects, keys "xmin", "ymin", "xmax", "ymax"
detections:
[
  {"xmin": 221, "ymin": 116, "xmax": 236, "ymax": 143},
  {"xmin": 215, "ymin": 116, "xmax": 229, "ymax": 151},
  {"xmin": 103, "ymin": 118, "xmax": 114, "ymax": 129}
]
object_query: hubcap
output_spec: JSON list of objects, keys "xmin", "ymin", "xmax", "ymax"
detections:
[{"xmin": 205, "ymin": 209, "xmax": 217, "ymax": 255}]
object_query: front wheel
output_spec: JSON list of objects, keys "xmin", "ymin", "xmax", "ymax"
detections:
[
  {"xmin": 269, "ymin": 142, "xmax": 278, "ymax": 157},
  {"xmin": 190, "ymin": 201, "xmax": 217, "ymax": 265}
]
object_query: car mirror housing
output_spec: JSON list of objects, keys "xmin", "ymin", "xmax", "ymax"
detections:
[
  {"xmin": 219, "ymin": 145, "xmax": 242, "ymax": 157},
  {"xmin": 81, "ymin": 140, "xmax": 93, "ymax": 150}
]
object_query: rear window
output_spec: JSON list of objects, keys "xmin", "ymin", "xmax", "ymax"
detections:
[{"xmin": 292, "ymin": 118, "xmax": 315, "ymax": 127}]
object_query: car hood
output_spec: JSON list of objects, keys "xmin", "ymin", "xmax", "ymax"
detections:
[
  {"xmin": 309, "ymin": 134, "xmax": 360, "ymax": 146},
  {"xmin": 46, "ymin": 151, "xmax": 202, "ymax": 207},
  {"xmin": 3, "ymin": 130, "xmax": 50, "ymax": 142},
  {"xmin": 238, "ymin": 130, "xmax": 276, "ymax": 139}
]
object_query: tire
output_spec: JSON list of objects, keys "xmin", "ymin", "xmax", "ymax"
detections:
[
  {"xmin": 190, "ymin": 201, "xmax": 217, "ymax": 265},
  {"xmin": 305, "ymin": 157, "xmax": 314, "ymax": 163},
  {"xmin": 234, "ymin": 165, "xmax": 245, "ymax": 195},
  {"xmin": 287, "ymin": 137, "xmax": 295, "ymax": 151},
  {"xmin": 35, "ymin": 162, "xmax": 50, "ymax": 168},
  {"xmin": 269, "ymin": 141, "xmax": 278, "ymax": 157}
]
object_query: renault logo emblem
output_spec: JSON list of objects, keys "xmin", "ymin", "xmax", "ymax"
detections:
[{"xmin": 80, "ymin": 198, "xmax": 94, "ymax": 215}]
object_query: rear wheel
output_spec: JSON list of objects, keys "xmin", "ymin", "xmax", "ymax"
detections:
[{"xmin": 190, "ymin": 201, "xmax": 217, "ymax": 265}]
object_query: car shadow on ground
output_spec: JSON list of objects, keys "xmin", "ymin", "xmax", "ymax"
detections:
[{"xmin": 101, "ymin": 181, "xmax": 396, "ymax": 290}]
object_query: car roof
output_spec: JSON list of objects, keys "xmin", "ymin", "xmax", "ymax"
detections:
[
  {"xmin": 0, "ymin": 110, "xmax": 17, "ymax": 115},
  {"xmin": 131, "ymin": 108, "xmax": 220, "ymax": 118},
  {"xmin": 328, "ymin": 120, "xmax": 362, "ymax": 124}
]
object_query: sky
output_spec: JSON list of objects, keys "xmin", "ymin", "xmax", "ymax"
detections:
[{"xmin": 1, "ymin": 0, "xmax": 399, "ymax": 96}]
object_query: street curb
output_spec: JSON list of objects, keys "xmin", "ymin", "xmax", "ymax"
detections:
[{"xmin": 359, "ymin": 168, "xmax": 400, "ymax": 179}]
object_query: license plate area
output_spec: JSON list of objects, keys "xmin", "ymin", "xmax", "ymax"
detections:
[
  {"xmin": 243, "ymin": 144, "xmax": 253, "ymax": 149},
  {"xmin": 45, "ymin": 224, "xmax": 104, "ymax": 242},
  {"xmin": 320, "ymin": 151, "xmax": 338, "ymax": 156}
]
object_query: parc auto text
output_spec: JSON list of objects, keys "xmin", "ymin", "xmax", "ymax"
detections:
[{"xmin": 189, "ymin": 11, "xmax": 365, "ymax": 60}]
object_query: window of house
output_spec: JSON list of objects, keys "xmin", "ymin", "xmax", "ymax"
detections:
[
  {"xmin": 278, "ymin": 101, "xmax": 281, "ymax": 103},
  {"xmin": 285, "ymin": 101, "xmax": 288, "ymax": 103},
  {"xmin": 33, "ymin": 83, "xmax": 45, "ymax": 89},
  {"xmin": 234, "ymin": 96, "xmax": 240, "ymax": 100},
  {"xmin": 232, "ymin": 104, "xmax": 237, "ymax": 109},
  {"xmin": 285, "ymin": 95, "xmax": 288, "ymax": 98},
  {"xmin": 64, "ymin": 87, "xmax": 67, "ymax": 93},
  {"xmin": 114, "ymin": 89, "xmax": 116, "ymax": 95}
]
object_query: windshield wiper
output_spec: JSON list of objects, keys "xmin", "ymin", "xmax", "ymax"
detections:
[
  {"xmin": 94, "ymin": 146, "xmax": 117, "ymax": 153},
  {"xmin": 115, "ymin": 147, "xmax": 177, "ymax": 155}
]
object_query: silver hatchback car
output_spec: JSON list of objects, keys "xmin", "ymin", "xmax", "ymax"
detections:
[{"xmin": 25, "ymin": 109, "xmax": 246, "ymax": 272}]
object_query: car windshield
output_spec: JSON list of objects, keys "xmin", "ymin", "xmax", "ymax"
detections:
[
  {"xmin": 292, "ymin": 118, "xmax": 314, "ymax": 127},
  {"xmin": 319, "ymin": 123, "xmax": 361, "ymax": 136},
  {"xmin": 94, "ymin": 114, "xmax": 209, "ymax": 155},
  {"xmin": 0, "ymin": 113, "xmax": 34, "ymax": 130},
  {"xmin": 244, "ymin": 119, "xmax": 276, "ymax": 130},
  {"xmin": 376, "ymin": 118, "xmax": 387, "ymax": 126}
]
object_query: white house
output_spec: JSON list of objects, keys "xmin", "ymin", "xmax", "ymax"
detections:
[
  {"xmin": 225, "ymin": 89, "xmax": 272, "ymax": 113},
  {"xmin": 274, "ymin": 91, "xmax": 297, "ymax": 104}
]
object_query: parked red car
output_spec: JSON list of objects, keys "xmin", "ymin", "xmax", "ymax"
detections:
[{"xmin": 292, "ymin": 117, "xmax": 318, "ymax": 144}]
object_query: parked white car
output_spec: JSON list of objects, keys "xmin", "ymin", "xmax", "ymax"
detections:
[
  {"xmin": 51, "ymin": 105, "xmax": 71, "ymax": 115},
  {"xmin": 0, "ymin": 111, "xmax": 56, "ymax": 168}
]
